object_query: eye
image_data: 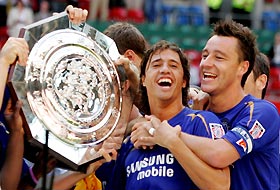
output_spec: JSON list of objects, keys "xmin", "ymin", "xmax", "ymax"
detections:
[
  {"xmin": 215, "ymin": 55, "xmax": 224, "ymax": 60},
  {"xmin": 201, "ymin": 53, "xmax": 208, "ymax": 59},
  {"xmin": 153, "ymin": 63, "xmax": 160, "ymax": 67},
  {"xmin": 171, "ymin": 63, "xmax": 178, "ymax": 68},
  {"xmin": 151, "ymin": 61, "xmax": 160, "ymax": 68}
]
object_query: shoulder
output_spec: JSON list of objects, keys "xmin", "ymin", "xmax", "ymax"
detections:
[
  {"xmin": 187, "ymin": 109, "xmax": 221, "ymax": 122},
  {"xmin": 119, "ymin": 136, "xmax": 134, "ymax": 155},
  {"xmin": 245, "ymin": 96, "xmax": 279, "ymax": 117},
  {"xmin": 184, "ymin": 109, "xmax": 225, "ymax": 139},
  {"xmin": 240, "ymin": 96, "xmax": 279, "ymax": 134}
]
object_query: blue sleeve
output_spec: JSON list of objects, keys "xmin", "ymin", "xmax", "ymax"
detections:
[
  {"xmin": 192, "ymin": 111, "xmax": 225, "ymax": 139},
  {"xmin": 96, "ymin": 137, "xmax": 134, "ymax": 190},
  {"xmin": 21, "ymin": 159, "xmax": 30, "ymax": 178},
  {"xmin": 0, "ymin": 123, "xmax": 9, "ymax": 169},
  {"xmin": 223, "ymin": 101, "xmax": 279, "ymax": 158},
  {"xmin": 95, "ymin": 160, "xmax": 116, "ymax": 182}
]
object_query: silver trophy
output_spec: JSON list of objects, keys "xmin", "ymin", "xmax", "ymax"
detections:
[{"xmin": 8, "ymin": 12, "xmax": 125, "ymax": 171}]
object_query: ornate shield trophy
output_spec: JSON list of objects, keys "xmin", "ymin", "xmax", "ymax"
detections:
[{"xmin": 8, "ymin": 12, "xmax": 124, "ymax": 172}]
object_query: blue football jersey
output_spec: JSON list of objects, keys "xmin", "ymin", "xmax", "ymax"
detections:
[
  {"xmin": 121, "ymin": 107, "xmax": 224, "ymax": 190},
  {"xmin": 217, "ymin": 95, "xmax": 279, "ymax": 190}
]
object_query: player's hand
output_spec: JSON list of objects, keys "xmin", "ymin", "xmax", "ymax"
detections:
[
  {"xmin": 85, "ymin": 148, "xmax": 117, "ymax": 175},
  {"xmin": 149, "ymin": 117, "xmax": 181, "ymax": 149},
  {"xmin": 4, "ymin": 100, "xmax": 24, "ymax": 135},
  {"xmin": 65, "ymin": 5, "xmax": 88, "ymax": 25},
  {"xmin": 100, "ymin": 123, "xmax": 126, "ymax": 152},
  {"xmin": 0, "ymin": 37, "xmax": 29, "ymax": 67},
  {"xmin": 189, "ymin": 87, "xmax": 210, "ymax": 110},
  {"xmin": 131, "ymin": 117, "xmax": 155, "ymax": 149}
]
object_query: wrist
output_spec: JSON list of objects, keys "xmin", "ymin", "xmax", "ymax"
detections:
[
  {"xmin": 167, "ymin": 135, "xmax": 181, "ymax": 150},
  {"xmin": 0, "ymin": 57, "xmax": 10, "ymax": 69},
  {"xmin": 9, "ymin": 127, "xmax": 24, "ymax": 135}
]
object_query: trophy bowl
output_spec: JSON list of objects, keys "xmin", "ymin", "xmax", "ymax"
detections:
[
  {"xmin": 25, "ymin": 28, "xmax": 121, "ymax": 146},
  {"xmin": 8, "ymin": 12, "xmax": 123, "ymax": 171}
]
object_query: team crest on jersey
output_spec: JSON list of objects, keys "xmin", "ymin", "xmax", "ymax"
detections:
[
  {"xmin": 209, "ymin": 123, "xmax": 225, "ymax": 139},
  {"xmin": 249, "ymin": 120, "xmax": 265, "ymax": 139}
]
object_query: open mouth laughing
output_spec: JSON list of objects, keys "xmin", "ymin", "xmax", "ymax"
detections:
[
  {"xmin": 203, "ymin": 72, "xmax": 217, "ymax": 80},
  {"xmin": 158, "ymin": 78, "xmax": 172, "ymax": 87}
]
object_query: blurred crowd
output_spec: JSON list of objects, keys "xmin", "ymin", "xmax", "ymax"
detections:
[
  {"xmin": 0, "ymin": 0, "xmax": 52, "ymax": 37},
  {"xmin": 1, "ymin": 0, "xmax": 280, "ymax": 36}
]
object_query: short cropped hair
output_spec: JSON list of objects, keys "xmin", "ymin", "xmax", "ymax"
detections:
[
  {"xmin": 211, "ymin": 20, "xmax": 258, "ymax": 87},
  {"xmin": 104, "ymin": 22, "xmax": 149, "ymax": 58},
  {"xmin": 253, "ymin": 52, "xmax": 270, "ymax": 99}
]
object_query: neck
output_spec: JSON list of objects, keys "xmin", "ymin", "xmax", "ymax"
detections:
[
  {"xmin": 150, "ymin": 100, "xmax": 184, "ymax": 121},
  {"xmin": 119, "ymin": 94, "xmax": 134, "ymax": 127},
  {"xmin": 209, "ymin": 89, "xmax": 246, "ymax": 113}
]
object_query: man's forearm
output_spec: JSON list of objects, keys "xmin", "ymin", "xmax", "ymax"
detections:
[
  {"xmin": 180, "ymin": 133, "xmax": 239, "ymax": 168},
  {"xmin": 0, "ymin": 130, "xmax": 24, "ymax": 190},
  {"xmin": 167, "ymin": 136, "xmax": 230, "ymax": 190}
]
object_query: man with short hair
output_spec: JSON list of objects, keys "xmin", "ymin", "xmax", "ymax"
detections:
[
  {"xmin": 182, "ymin": 20, "xmax": 279, "ymax": 189},
  {"xmin": 244, "ymin": 52, "xmax": 270, "ymax": 99}
]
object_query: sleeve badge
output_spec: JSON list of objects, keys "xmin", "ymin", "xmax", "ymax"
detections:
[
  {"xmin": 249, "ymin": 120, "xmax": 265, "ymax": 139},
  {"xmin": 209, "ymin": 123, "xmax": 225, "ymax": 139}
]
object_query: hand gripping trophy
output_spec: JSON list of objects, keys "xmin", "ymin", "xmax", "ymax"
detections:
[{"xmin": 8, "ymin": 12, "xmax": 133, "ymax": 172}]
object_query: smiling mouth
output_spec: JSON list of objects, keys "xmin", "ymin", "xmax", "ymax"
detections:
[
  {"xmin": 158, "ymin": 78, "xmax": 172, "ymax": 87},
  {"xmin": 203, "ymin": 72, "xmax": 217, "ymax": 79}
]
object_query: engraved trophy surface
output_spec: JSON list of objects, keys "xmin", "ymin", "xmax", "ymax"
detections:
[{"xmin": 8, "ymin": 12, "xmax": 122, "ymax": 171}]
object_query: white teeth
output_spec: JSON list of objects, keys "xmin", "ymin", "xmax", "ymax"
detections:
[
  {"xmin": 158, "ymin": 78, "xmax": 172, "ymax": 83},
  {"xmin": 204, "ymin": 72, "xmax": 216, "ymax": 77},
  {"xmin": 204, "ymin": 72, "xmax": 217, "ymax": 78}
]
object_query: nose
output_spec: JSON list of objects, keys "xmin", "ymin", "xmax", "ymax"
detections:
[
  {"xmin": 159, "ymin": 62, "xmax": 170, "ymax": 73},
  {"xmin": 200, "ymin": 56, "xmax": 213, "ymax": 69}
]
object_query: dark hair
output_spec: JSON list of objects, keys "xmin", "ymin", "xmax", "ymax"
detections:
[
  {"xmin": 104, "ymin": 22, "xmax": 149, "ymax": 58},
  {"xmin": 135, "ymin": 40, "xmax": 190, "ymax": 115},
  {"xmin": 211, "ymin": 20, "xmax": 258, "ymax": 87},
  {"xmin": 253, "ymin": 52, "xmax": 270, "ymax": 99}
]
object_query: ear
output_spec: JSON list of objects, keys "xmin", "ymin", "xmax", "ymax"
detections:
[
  {"xmin": 182, "ymin": 79, "xmax": 187, "ymax": 88},
  {"xmin": 122, "ymin": 80, "xmax": 130, "ymax": 94},
  {"xmin": 240, "ymin": 60, "xmax": 249, "ymax": 75},
  {"xmin": 124, "ymin": 49, "xmax": 136, "ymax": 61},
  {"xmin": 256, "ymin": 74, "xmax": 267, "ymax": 91},
  {"xmin": 124, "ymin": 49, "xmax": 142, "ymax": 70}
]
